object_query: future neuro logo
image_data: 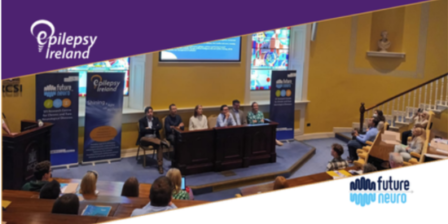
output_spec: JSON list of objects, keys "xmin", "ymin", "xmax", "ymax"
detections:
[
  {"xmin": 90, "ymin": 74, "xmax": 120, "ymax": 92},
  {"xmin": 350, "ymin": 176, "xmax": 410, "ymax": 207},
  {"xmin": 30, "ymin": 19, "xmax": 98, "ymax": 59}
]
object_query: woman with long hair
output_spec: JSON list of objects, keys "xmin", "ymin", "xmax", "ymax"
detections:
[
  {"xmin": 121, "ymin": 177, "xmax": 139, "ymax": 197},
  {"xmin": 166, "ymin": 168, "xmax": 190, "ymax": 200},
  {"xmin": 79, "ymin": 171, "xmax": 97, "ymax": 195},
  {"xmin": 189, "ymin": 105, "xmax": 208, "ymax": 131},
  {"xmin": 394, "ymin": 127, "xmax": 426, "ymax": 161},
  {"xmin": 373, "ymin": 109, "xmax": 386, "ymax": 123}
]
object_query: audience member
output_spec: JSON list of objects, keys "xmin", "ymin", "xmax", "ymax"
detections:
[
  {"xmin": 131, "ymin": 176, "xmax": 177, "ymax": 216},
  {"xmin": 347, "ymin": 118, "xmax": 379, "ymax": 163},
  {"xmin": 166, "ymin": 168, "xmax": 190, "ymax": 200},
  {"xmin": 363, "ymin": 163, "xmax": 377, "ymax": 174},
  {"xmin": 165, "ymin": 104, "xmax": 184, "ymax": 144},
  {"xmin": 216, "ymin": 105, "xmax": 236, "ymax": 127},
  {"xmin": 401, "ymin": 110, "xmax": 429, "ymax": 145},
  {"xmin": 137, "ymin": 106, "xmax": 164, "ymax": 174},
  {"xmin": 395, "ymin": 127, "xmax": 426, "ymax": 161},
  {"xmin": 326, "ymin": 144, "xmax": 349, "ymax": 171},
  {"xmin": 22, "ymin": 160, "xmax": 51, "ymax": 191},
  {"xmin": 189, "ymin": 105, "xmax": 208, "ymax": 130},
  {"xmin": 273, "ymin": 176, "xmax": 289, "ymax": 190},
  {"xmin": 389, "ymin": 152, "xmax": 404, "ymax": 168},
  {"xmin": 230, "ymin": 100, "xmax": 247, "ymax": 126},
  {"xmin": 39, "ymin": 180, "xmax": 61, "ymax": 199},
  {"xmin": 247, "ymin": 102, "xmax": 264, "ymax": 124},
  {"xmin": 52, "ymin": 194, "xmax": 80, "ymax": 215},
  {"xmin": 80, "ymin": 171, "xmax": 97, "ymax": 195},
  {"xmin": 121, "ymin": 177, "xmax": 139, "ymax": 197},
  {"xmin": 373, "ymin": 109, "xmax": 386, "ymax": 123}
]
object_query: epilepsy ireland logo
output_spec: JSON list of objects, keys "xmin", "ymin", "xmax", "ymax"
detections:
[
  {"xmin": 30, "ymin": 19, "xmax": 98, "ymax": 59},
  {"xmin": 90, "ymin": 74, "xmax": 120, "ymax": 92},
  {"xmin": 349, "ymin": 176, "xmax": 411, "ymax": 207}
]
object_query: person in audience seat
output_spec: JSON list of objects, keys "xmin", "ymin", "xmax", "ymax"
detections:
[
  {"xmin": 373, "ymin": 109, "xmax": 386, "ymax": 123},
  {"xmin": 230, "ymin": 100, "xmax": 247, "ymax": 126},
  {"xmin": 394, "ymin": 127, "xmax": 426, "ymax": 161},
  {"xmin": 326, "ymin": 144, "xmax": 348, "ymax": 171},
  {"xmin": 166, "ymin": 168, "xmax": 190, "ymax": 200},
  {"xmin": 389, "ymin": 152, "xmax": 404, "ymax": 168},
  {"xmin": 137, "ymin": 106, "xmax": 164, "ymax": 174},
  {"xmin": 165, "ymin": 104, "xmax": 184, "ymax": 144},
  {"xmin": 347, "ymin": 118, "xmax": 380, "ymax": 163},
  {"xmin": 247, "ymin": 102, "xmax": 283, "ymax": 146},
  {"xmin": 216, "ymin": 105, "xmax": 236, "ymax": 127},
  {"xmin": 401, "ymin": 110, "xmax": 429, "ymax": 145},
  {"xmin": 80, "ymin": 171, "xmax": 97, "ymax": 195},
  {"xmin": 52, "ymin": 194, "xmax": 80, "ymax": 215},
  {"xmin": 363, "ymin": 163, "xmax": 377, "ymax": 174},
  {"xmin": 189, "ymin": 105, "xmax": 208, "ymax": 130},
  {"xmin": 273, "ymin": 176, "xmax": 289, "ymax": 190},
  {"xmin": 131, "ymin": 176, "xmax": 177, "ymax": 216},
  {"xmin": 121, "ymin": 177, "xmax": 139, "ymax": 197},
  {"xmin": 40, "ymin": 180, "xmax": 61, "ymax": 199},
  {"xmin": 22, "ymin": 160, "xmax": 51, "ymax": 191}
]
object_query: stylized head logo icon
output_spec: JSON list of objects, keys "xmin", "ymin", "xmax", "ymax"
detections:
[
  {"xmin": 90, "ymin": 74, "xmax": 102, "ymax": 89},
  {"xmin": 30, "ymin": 20, "xmax": 55, "ymax": 53}
]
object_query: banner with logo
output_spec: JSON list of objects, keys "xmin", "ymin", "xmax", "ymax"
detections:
[
  {"xmin": 36, "ymin": 73, "xmax": 79, "ymax": 167},
  {"xmin": 83, "ymin": 73, "xmax": 124, "ymax": 163},
  {"xmin": 269, "ymin": 70, "xmax": 296, "ymax": 140}
]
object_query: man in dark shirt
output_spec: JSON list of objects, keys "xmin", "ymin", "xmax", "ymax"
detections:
[
  {"xmin": 164, "ymin": 104, "xmax": 184, "ymax": 144},
  {"xmin": 22, "ymin": 160, "xmax": 51, "ymax": 191},
  {"xmin": 137, "ymin": 106, "xmax": 164, "ymax": 174}
]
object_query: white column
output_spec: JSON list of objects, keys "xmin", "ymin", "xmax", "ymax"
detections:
[
  {"xmin": 440, "ymin": 77, "xmax": 444, "ymax": 105},
  {"xmin": 424, "ymin": 85, "xmax": 428, "ymax": 109},
  {"xmin": 435, "ymin": 80, "xmax": 438, "ymax": 106},
  {"xmin": 402, "ymin": 95, "xmax": 405, "ymax": 111},
  {"xmin": 428, "ymin": 82, "xmax": 433, "ymax": 110},
  {"xmin": 413, "ymin": 89, "xmax": 417, "ymax": 108},
  {"xmin": 419, "ymin": 87, "xmax": 422, "ymax": 109}
]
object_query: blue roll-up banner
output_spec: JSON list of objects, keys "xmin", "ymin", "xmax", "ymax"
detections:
[
  {"xmin": 269, "ymin": 70, "xmax": 296, "ymax": 140},
  {"xmin": 83, "ymin": 73, "xmax": 124, "ymax": 163},
  {"xmin": 36, "ymin": 73, "xmax": 79, "ymax": 167}
]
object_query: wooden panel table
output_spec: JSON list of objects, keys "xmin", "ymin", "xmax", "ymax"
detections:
[
  {"xmin": 173, "ymin": 121, "xmax": 278, "ymax": 175},
  {"xmin": 2, "ymin": 212, "xmax": 101, "ymax": 224}
]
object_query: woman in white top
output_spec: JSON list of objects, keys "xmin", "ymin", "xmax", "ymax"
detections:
[
  {"xmin": 401, "ymin": 111, "xmax": 429, "ymax": 145},
  {"xmin": 394, "ymin": 127, "xmax": 426, "ymax": 161},
  {"xmin": 189, "ymin": 105, "xmax": 208, "ymax": 130}
]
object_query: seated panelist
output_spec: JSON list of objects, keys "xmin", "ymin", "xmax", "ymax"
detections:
[
  {"xmin": 247, "ymin": 102, "xmax": 264, "ymax": 124},
  {"xmin": 216, "ymin": 105, "xmax": 236, "ymax": 127},
  {"xmin": 230, "ymin": 99, "xmax": 247, "ymax": 125},
  {"xmin": 137, "ymin": 106, "xmax": 164, "ymax": 174},
  {"xmin": 189, "ymin": 105, "xmax": 208, "ymax": 130},
  {"xmin": 165, "ymin": 104, "xmax": 184, "ymax": 144}
]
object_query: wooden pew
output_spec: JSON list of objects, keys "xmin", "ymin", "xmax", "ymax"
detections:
[
  {"xmin": 2, "ymin": 212, "xmax": 102, "ymax": 224},
  {"xmin": 113, "ymin": 200, "xmax": 210, "ymax": 217},
  {"xmin": 240, "ymin": 167, "xmax": 358, "ymax": 196}
]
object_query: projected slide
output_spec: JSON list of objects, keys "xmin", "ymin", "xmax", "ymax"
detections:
[{"xmin": 160, "ymin": 37, "xmax": 241, "ymax": 62}]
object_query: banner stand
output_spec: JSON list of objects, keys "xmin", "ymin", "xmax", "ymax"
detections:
[
  {"xmin": 269, "ymin": 70, "xmax": 296, "ymax": 141},
  {"xmin": 82, "ymin": 72, "xmax": 125, "ymax": 164}
]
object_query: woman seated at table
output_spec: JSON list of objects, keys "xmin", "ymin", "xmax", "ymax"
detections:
[
  {"xmin": 394, "ymin": 127, "xmax": 426, "ymax": 161},
  {"xmin": 401, "ymin": 110, "xmax": 429, "ymax": 145},
  {"xmin": 247, "ymin": 102, "xmax": 283, "ymax": 146},
  {"xmin": 273, "ymin": 176, "xmax": 289, "ymax": 190},
  {"xmin": 189, "ymin": 105, "xmax": 208, "ymax": 131},
  {"xmin": 166, "ymin": 168, "xmax": 191, "ymax": 200},
  {"xmin": 79, "ymin": 171, "xmax": 98, "ymax": 195},
  {"xmin": 121, "ymin": 177, "xmax": 139, "ymax": 197},
  {"xmin": 52, "ymin": 194, "xmax": 80, "ymax": 215}
]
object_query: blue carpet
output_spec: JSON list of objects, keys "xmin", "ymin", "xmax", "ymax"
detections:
[{"xmin": 53, "ymin": 141, "xmax": 313, "ymax": 188}]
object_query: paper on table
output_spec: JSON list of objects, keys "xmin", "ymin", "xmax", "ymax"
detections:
[
  {"xmin": 2, "ymin": 200, "xmax": 11, "ymax": 209},
  {"xmin": 61, "ymin": 183, "xmax": 79, "ymax": 194},
  {"xmin": 436, "ymin": 149, "xmax": 448, "ymax": 155},
  {"xmin": 382, "ymin": 133, "xmax": 400, "ymax": 145},
  {"xmin": 81, "ymin": 205, "xmax": 112, "ymax": 217},
  {"xmin": 384, "ymin": 131, "xmax": 400, "ymax": 142},
  {"xmin": 425, "ymin": 153, "xmax": 448, "ymax": 159}
]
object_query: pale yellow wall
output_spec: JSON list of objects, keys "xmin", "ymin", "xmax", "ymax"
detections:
[{"xmin": 305, "ymin": 1, "xmax": 447, "ymax": 134}]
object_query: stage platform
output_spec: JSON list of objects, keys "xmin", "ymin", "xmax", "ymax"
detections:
[
  {"xmin": 53, "ymin": 140, "xmax": 315, "ymax": 195},
  {"xmin": 335, "ymin": 132, "xmax": 351, "ymax": 143}
]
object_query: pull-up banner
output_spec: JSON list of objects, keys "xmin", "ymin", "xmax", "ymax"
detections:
[
  {"xmin": 83, "ymin": 72, "xmax": 124, "ymax": 164},
  {"xmin": 269, "ymin": 70, "xmax": 296, "ymax": 140},
  {"xmin": 36, "ymin": 73, "xmax": 79, "ymax": 167}
]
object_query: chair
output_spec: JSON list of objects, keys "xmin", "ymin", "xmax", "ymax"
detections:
[
  {"xmin": 208, "ymin": 115, "xmax": 218, "ymax": 128},
  {"xmin": 353, "ymin": 122, "xmax": 387, "ymax": 169},
  {"xmin": 235, "ymin": 194, "xmax": 242, "ymax": 198},
  {"xmin": 409, "ymin": 129, "xmax": 431, "ymax": 164},
  {"xmin": 136, "ymin": 122, "xmax": 161, "ymax": 167},
  {"xmin": 161, "ymin": 116, "xmax": 173, "ymax": 160}
]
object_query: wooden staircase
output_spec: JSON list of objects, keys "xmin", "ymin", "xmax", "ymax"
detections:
[{"xmin": 358, "ymin": 73, "xmax": 448, "ymax": 132}]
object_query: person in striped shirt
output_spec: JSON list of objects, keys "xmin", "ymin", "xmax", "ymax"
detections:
[{"xmin": 327, "ymin": 143, "xmax": 349, "ymax": 171}]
